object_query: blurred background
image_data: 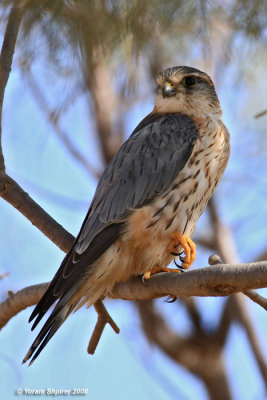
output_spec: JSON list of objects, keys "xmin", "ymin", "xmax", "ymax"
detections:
[{"xmin": 0, "ymin": 1, "xmax": 267, "ymax": 399}]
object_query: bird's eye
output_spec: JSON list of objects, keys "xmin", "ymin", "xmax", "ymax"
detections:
[{"xmin": 182, "ymin": 76, "xmax": 197, "ymax": 88}]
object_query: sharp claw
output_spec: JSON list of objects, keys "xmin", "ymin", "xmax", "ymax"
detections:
[
  {"xmin": 174, "ymin": 259, "xmax": 179, "ymax": 267},
  {"xmin": 165, "ymin": 295, "xmax": 177, "ymax": 303},
  {"xmin": 168, "ymin": 233, "xmax": 196, "ymax": 269},
  {"xmin": 174, "ymin": 258, "xmax": 185, "ymax": 272},
  {"xmin": 171, "ymin": 251, "xmax": 183, "ymax": 256},
  {"xmin": 142, "ymin": 272, "xmax": 150, "ymax": 283}
]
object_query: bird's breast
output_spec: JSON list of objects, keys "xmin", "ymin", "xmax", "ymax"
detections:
[{"xmin": 121, "ymin": 117, "xmax": 230, "ymax": 273}]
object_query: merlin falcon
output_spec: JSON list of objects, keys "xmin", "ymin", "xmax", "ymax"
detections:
[{"xmin": 24, "ymin": 66, "xmax": 230, "ymax": 364}]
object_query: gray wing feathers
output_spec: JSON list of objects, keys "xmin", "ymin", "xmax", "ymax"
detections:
[
  {"xmin": 25, "ymin": 113, "xmax": 197, "ymax": 365},
  {"xmin": 76, "ymin": 114, "xmax": 197, "ymax": 254}
]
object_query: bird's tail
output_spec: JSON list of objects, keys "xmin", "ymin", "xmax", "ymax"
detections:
[
  {"xmin": 22, "ymin": 286, "xmax": 79, "ymax": 366},
  {"xmin": 23, "ymin": 222, "xmax": 124, "ymax": 365},
  {"xmin": 23, "ymin": 274, "xmax": 108, "ymax": 365}
]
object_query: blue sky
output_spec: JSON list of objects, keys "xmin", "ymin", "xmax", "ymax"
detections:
[{"xmin": 1, "ymin": 27, "xmax": 267, "ymax": 400}]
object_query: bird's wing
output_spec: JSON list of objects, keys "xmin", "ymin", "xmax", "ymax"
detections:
[
  {"xmin": 24, "ymin": 112, "xmax": 198, "ymax": 365},
  {"xmin": 28, "ymin": 113, "xmax": 197, "ymax": 331},
  {"xmin": 76, "ymin": 113, "xmax": 198, "ymax": 254}
]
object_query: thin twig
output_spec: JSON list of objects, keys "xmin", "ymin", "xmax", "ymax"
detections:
[
  {"xmin": 243, "ymin": 290, "xmax": 267, "ymax": 311},
  {"xmin": 255, "ymin": 109, "xmax": 267, "ymax": 119},
  {"xmin": 0, "ymin": 282, "xmax": 49, "ymax": 330},
  {"xmin": 0, "ymin": 272, "xmax": 9, "ymax": 280},
  {"xmin": 87, "ymin": 299, "xmax": 120, "ymax": 354},
  {"xmin": 208, "ymin": 201, "xmax": 267, "ymax": 387},
  {"xmin": 0, "ymin": 4, "xmax": 24, "ymax": 171},
  {"xmin": 209, "ymin": 254, "xmax": 267, "ymax": 311}
]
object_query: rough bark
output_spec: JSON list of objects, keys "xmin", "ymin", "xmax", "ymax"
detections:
[{"xmin": 1, "ymin": 261, "xmax": 266, "ymax": 330}]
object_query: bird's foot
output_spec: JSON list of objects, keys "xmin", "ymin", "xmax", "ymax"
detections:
[
  {"xmin": 142, "ymin": 265, "xmax": 182, "ymax": 303},
  {"xmin": 142, "ymin": 265, "xmax": 182, "ymax": 282},
  {"xmin": 167, "ymin": 232, "xmax": 196, "ymax": 269}
]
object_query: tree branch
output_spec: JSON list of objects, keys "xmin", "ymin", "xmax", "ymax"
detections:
[
  {"xmin": 243, "ymin": 290, "xmax": 267, "ymax": 311},
  {"xmin": 0, "ymin": 4, "xmax": 24, "ymax": 172},
  {"xmin": 179, "ymin": 296, "xmax": 203, "ymax": 333},
  {"xmin": 87, "ymin": 299, "xmax": 120, "ymax": 354},
  {"xmin": 111, "ymin": 262, "xmax": 267, "ymax": 300},
  {"xmin": 0, "ymin": 172, "xmax": 74, "ymax": 252},
  {"xmin": 209, "ymin": 254, "xmax": 267, "ymax": 311},
  {"xmin": 137, "ymin": 299, "xmax": 231, "ymax": 400},
  {"xmin": 0, "ymin": 282, "xmax": 48, "ymax": 330},
  {"xmin": 208, "ymin": 200, "xmax": 267, "ymax": 388},
  {"xmin": 1, "ymin": 261, "xmax": 266, "ymax": 330},
  {"xmin": 86, "ymin": 48, "xmax": 123, "ymax": 164},
  {"xmin": 255, "ymin": 108, "xmax": 267, "ymax": 119}
]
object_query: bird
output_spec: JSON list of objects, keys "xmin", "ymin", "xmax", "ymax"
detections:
[{"xmin": 23, "ymin": 65, "xmax": 230, "ymax": 365}]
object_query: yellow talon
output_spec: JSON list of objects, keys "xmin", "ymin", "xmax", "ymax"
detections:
[
  {"xmin": 167, "ymin": 232, "xmax": 196, "ymax": 269},
  {"xmin": 142, "ymin": 265, "xmax": 182, "ymax": 282}
]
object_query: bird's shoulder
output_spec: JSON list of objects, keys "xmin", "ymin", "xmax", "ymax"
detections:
[{"xmin": 130, "ymin": 111, "xmax": 198, "ymax": 139}]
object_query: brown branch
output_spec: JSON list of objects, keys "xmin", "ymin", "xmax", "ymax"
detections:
[
  {"xmin": 208, "ymin": 200, "xmax": 267, "ymax": 387},
  {"xmin": 215, "ymin": 296, "xmax": 233, "ymax": 347},
  {"xmin": 208, "ymin": 199, "xmax": 239, "ymax": 264},
  {"xmin": 1, "ymin": 261, "xmax": 266, "ymax": 330},
  {"xmin": 0, "ymin": 4, "xmax": 24, "ymax": 172},
  {"xmin": 0, "ymin": 172, "xmax": 74, "ymax": 252},
  {"xmin": 111, "ymin": 262, "xmax": 267, "ymax": 300},
  {"xmin": 0, "ymin": 282, "xmax": 49, "ymax": 330},
  {"xmin": 0, "ymin": 272, "xmax": 9, "ymax": 280},
  {"xmin": 137, "ymin": 299, "xmax": 231, "ymax": 400},
  {"xmin": 179, "ymin": 297, "xmax": 202, "ymax": 333},
  {"xmin": 234, "ymin": 294, "xmax": 267, "ymax": 385},
  {"xmin": 86, "ymin": 49, "xmax": 123, "ymax": 164},
  {"xmin": 209, "ymin": 254, "xmax": 267, "ymax": 311},
  {"xmin": 87, "ymin": 299, "xmax": 120, "ymax": 354},
  {"xmin": 243, "ymin": 290, "xmax": 267, "ymax": 311},
  {"xmin": 255, "ymin": 109, "xmax": 267, "ymax": 119},
  {"xmin": 0, "ymin": 7, "xmax": 75, "ymax": 252}
]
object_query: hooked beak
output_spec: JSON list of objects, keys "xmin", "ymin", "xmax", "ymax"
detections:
[{"xmin": 162, "ymin": 83, "xmax": 177, "ymax": 98}]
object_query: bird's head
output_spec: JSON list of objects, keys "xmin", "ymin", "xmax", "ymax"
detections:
[{"xmin": 154, "ymin": 66, "xmax": 222, "ymax": 119}]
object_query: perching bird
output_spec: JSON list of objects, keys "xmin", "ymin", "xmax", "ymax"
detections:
[{"xmin": 23, "ymin": 66, "xmax": 230, "ymax": 365}]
